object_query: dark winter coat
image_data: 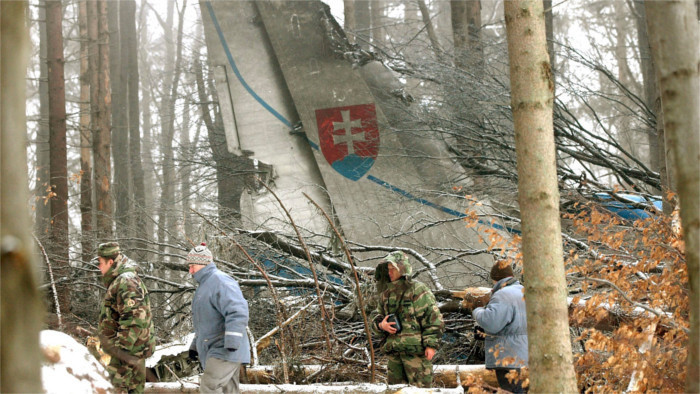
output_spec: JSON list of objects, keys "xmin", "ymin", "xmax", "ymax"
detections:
[
  {"xmin": 473, "ymin": 277, "xmax": 528, "ymax": 369},
  {"xmin": 190, "ymin": 263, "xmax": 251, "ymax": 368}
]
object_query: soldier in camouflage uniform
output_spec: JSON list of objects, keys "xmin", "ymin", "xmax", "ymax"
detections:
[
  {"xmin": 371, "ymin": 251, "xmax": 444, "ymax": 387},
  {"xmin": 97, "ymin": 242, "xmax": 156, "ymax": 393}
]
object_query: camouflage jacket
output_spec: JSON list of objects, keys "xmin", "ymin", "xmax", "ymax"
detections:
[
  {"xmin": 370, "ymin": 258, "xmax": 444, "ymax": 354},
  {"xmin": 99, "ymin": 254, "xmax": 155, "ymax": 359}
]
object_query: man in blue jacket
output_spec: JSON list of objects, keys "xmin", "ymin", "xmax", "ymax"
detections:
[
  {"xmin": 187, "ymin": 243, "xmax": 250, "ymax": 394},
  {"xmin": 464, "ymin": 261, "xmax": 528, "ymax": 393}
]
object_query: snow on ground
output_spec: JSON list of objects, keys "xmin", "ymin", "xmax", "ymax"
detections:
[
  {"xmin": 40, "ymin": 330, "xmax": 113, "ymax": 394},
  {"xmin": 145, "ymin": 332, "xmax": 195, "ymax": 368}
]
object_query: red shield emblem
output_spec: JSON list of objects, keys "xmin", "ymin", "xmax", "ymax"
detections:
[{"xmin": 315, "ymin": 104, "xmax": 379, "ymax": 181}]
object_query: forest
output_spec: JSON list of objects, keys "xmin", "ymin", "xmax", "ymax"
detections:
[{"xmin": 1, "ymin": 0, "xmax": 698, "ymax": 393}]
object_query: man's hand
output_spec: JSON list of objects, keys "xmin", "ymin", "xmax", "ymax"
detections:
[
  {"xmin": 424, "ymin": 347, "xmax": 436, "ymax": 361},
  {"xmin": 473, "ymin": 325, "xmax": 486, "ymax": 341},
  {"xmin": 379, "ymin": 315, "xmax": 397, "ymax": 334}
]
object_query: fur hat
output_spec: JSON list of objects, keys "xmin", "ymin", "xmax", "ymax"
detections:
[
  {"xmin": 490, "ymin": 260, "xmax": 514, "ymax": 281},
  {"xmin": 187, "ymin": 242, "xmax": 213, "ymax": 265}
]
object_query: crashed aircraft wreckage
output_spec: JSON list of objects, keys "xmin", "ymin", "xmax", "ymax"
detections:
[{"xmin": 200, "ymin": 0, "xmax": 516, "ymax": 288}]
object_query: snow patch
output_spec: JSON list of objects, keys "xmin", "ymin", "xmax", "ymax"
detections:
[
  {"xmin": 40, "ymin": 330, "xmax": 113, "ymax": 394},
  {"xmin": 146, "ymin": 332, "xmax": 195, "ymax": 368}
]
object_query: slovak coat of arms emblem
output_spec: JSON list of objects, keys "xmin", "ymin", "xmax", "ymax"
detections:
[{"xmin": 315, "ymin": 103, "xmax": 380, "ymax": 181}]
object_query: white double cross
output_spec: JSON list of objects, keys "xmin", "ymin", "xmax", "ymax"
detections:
[{"xmin": 332, "ymin": 110, "xmax": 365, "ymax": 155}]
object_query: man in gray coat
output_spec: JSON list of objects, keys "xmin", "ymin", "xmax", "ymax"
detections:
[
  {"xmin": 464, "ymin": 261, "xmax": 528, "ymax": 393},
  {"xmin": 187, "ymin": 243, "xmax": 250, "ymax": 394}
]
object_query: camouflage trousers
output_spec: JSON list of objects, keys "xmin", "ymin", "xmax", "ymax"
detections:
[
  {"xmin": 386, "ymin": 353, "xmax": 434, "ymax": 387},
  {"xmin": 106, "ymin": 357, "xmax": 146, "ymax": 393}
]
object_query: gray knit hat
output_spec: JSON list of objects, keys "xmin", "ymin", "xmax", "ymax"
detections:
[{"xmin": 187, "ymin": 242, "xmax": 213, "ymax": 265}]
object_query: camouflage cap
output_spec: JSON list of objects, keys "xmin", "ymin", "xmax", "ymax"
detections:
[
  {"xmin": 383, "ymin": 251, "xmax": 411, "ymax": 277},
  {"xmin": 97, "ymin": 242, "xmax": 120, "ymax": 257}
]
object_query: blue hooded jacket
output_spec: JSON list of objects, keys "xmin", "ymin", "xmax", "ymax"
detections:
[
  {"xmin": 190, "ymin": 263, "xmax": 251, "ymax": 367},
  {"xmin": 473, "ymin": 277, "xmax": 528, "ymax": 369}
]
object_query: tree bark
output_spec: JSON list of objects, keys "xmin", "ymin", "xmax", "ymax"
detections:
[
  {"xmin": 158, "ymin": 2, "xmax": 187, "ymax": 252},
  {"xmin": 504, "ymin": 1, "xmax": 578, "ymax": 392},
  {"xmin": 645, "ymin": 3, "xmax": 700, "ymax": 391},
  {"xmin": 450, "ymin": 0, "xmax": 467, "ymax": 67},
  {"xmin": 35, "ymin": 0, "xmax": 51, "ymax": 238},
  {"xmin": 543, "ymin": 0, "xmax": 554, "ymax": 69},
  {"xmin": 181, "ymin": 98, "xmax": 193, "ymax": 239},
  {"xmin": 79, "ymin": 0, "xmax": 93, "ymax": 263},
  {"xmin": 123, "ymin": 0, "xmax": 147, "ymax": 259},
  {"xmin": 138, "ymin": 0, "xmax": 156, "ymax": 243},
  {"xmin": 344, "ymin": 0, "xmax": 357, "ymax": 44},
  {"xmin": 370, "ymin": 0, "xmax": 384, "ymax": 47},
  {"xmin": 94, "ymin": 0, "xmax": 113, "ymax": 240},
  {"xmin": 355, "ymin": 0, "xmax": 371, "ymax": 50},
  {"xmin": 632, "ymin": 1, "xmax": 665, "ymax": 199},
  {"xmin": 417, "ymin": 0, "xmax": 441, "ymax": 57},
  {"xmin": 110, "ymin": 0, "xmax": 130, "ymax": 237},
  {"xmin": 46, "ymin": 0, "xmax": 71, "ymax": 311},
  {"xmin": 1, "ymin": 2, "xmax": 45, "ymax": 391}
]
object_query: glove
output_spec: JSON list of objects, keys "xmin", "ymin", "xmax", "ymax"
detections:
[
  {"xmin": 473, "ymin": 325, "xmax": 486, "ymax": 341},
  {"xmin": 188, "ymin": 349, "xmax": 198, "ymax": 361}
]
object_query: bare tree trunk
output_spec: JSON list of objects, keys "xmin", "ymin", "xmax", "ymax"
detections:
[
  {"xmin": 645, "ymin": 3, "xmax": 700, "ymax": 391},
  {"xmin": 543, "ymin": 0, "xmax": 554, "ymax": 67},
  {"xmin": 1, "ymin": 2, "xmax": 44, "ymax": 391},
  {"xmin": 123, "ymin": 0, "xmax": 147, "ymax": 259},
  {"xmin": 79, "ymin": 0, "xmax": 93, "ymax": 263},
  {"xmin": 138, "ymin": 0, "xmax": 155, "ymax": 242},
  {"xmin": 158, "ymin": 0, "xmax": 186, "ymax": 252},
  {"xmin": 93, "ymin": 0, "xmax": 113, "ymax": 240},
  {"xmin": 370, "ymin": 0, "xmax": 385, "ymax": 47},
  {"xmin": 355, "ymin": 0, "xmax": 371, "ymax": 50},
  {"xmin": 613, "ymin": 1, "xmax": 639, "ymax": 162},
  {"xmin": 451, "ymin": 0, "xmax": 467, "ymax": 67},
  {"xmin": 46, "ymin": 0, "xmax": 71, "ymax": 312},
  {"xmin": 35, "ymin": 0, "xmax": 51, "ymax": 238},
  {"xmin": 417, "ymin": 0, "xmax": 441, "ymax": 57},
  {"xmin": 632, "ymin": 0, "xmax": 663, "ymax": 197},
  {"xmin": 181, "ymin": 98, "xmax": 193, "ymax": 239},
  {"xmin": 504, "ymin": 1, "xmax": 577, "ymax": 392},
  {"xmin": 466, "ymin": 0, "xmax": 483, "ymax": 73},
  {"xmin": 110, "ymin": 0, "xmax": 129, "ymax": 237},
  {"xmin": 344, "ymin": 0, "xmax": 357, "ymax": 44}
]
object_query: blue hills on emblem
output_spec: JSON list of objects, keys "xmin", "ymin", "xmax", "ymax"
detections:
[{"xmin": 331, "ymin": 154, "xmax": 375, "ymax": 181}]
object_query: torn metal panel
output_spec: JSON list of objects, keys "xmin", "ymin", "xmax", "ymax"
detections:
[{"xmin": 200, "ymin": 0, "xmax": 332, "ymax": 239}]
